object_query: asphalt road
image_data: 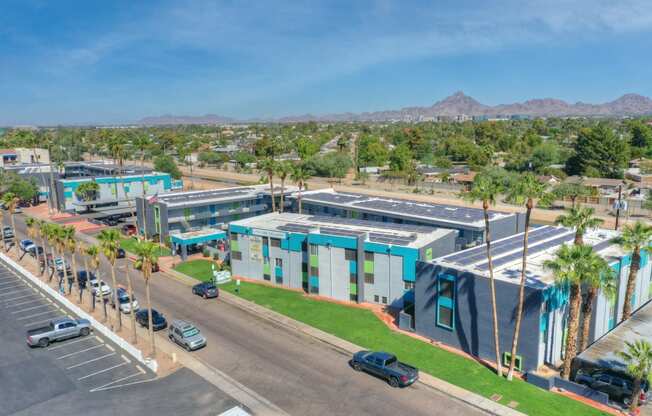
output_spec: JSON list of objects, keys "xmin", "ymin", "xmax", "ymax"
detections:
[
  {"xmin": 8, "ymin": 213, "xmax": 484, "ymax": 416},
  {"xmin": 0, "ymin": 257, "xmax": 243, "ymax": 416}
]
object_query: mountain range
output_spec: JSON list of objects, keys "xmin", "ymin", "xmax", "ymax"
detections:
[{"xmin": 137, "ymin": 92, "xmax": 652, "ymax": 124}]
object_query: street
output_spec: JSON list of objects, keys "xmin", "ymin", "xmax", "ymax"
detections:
[{"xmin": 7, "ymin": 212, "xmax": 484, "ymax": 416}]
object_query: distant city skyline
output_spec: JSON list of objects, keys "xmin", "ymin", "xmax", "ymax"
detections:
[{"xmin": 2, "ymin": 0, "xmax": 652, "ymax": 125}]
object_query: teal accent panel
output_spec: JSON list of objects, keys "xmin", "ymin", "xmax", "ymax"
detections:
[
  {"xmin": 363, "ymin": 242, "xmax": 420, "ymax": 282},
  {"xmin": 64, "ymin": 191, "xmax": 73, "ymax": 198},
  {"xmin": 288, "ymin": 233, "xmax": 307, "ymax": 252},
  {"xmin": 308, "ymin": 233, "xmax": 357, "ymax": 249},
  {"xmin": 611, "ymin": 260, "xmax": 621, "ymax": 275},
  {"xmin": 229, "ymin": 224, "xmax": 251, "ymax": 235},
  {"xmin": 280, "ymin": 238, "xmax": 289, "ymax": 250},
  {"xmin": 540, "ymin": 312, "xmax": 549, "ymax": 333},
  {"xmin": 309, "ymin": 276, "xmax": 319, "ymax": 288},
  {"xmin": 543, "ymin": 284, "xmax": 569, "ymax": 311},
  {"xmin": 170, "ymin": 231, "xmax": 226, "ymax": 246},
  {"xmin": 275, "ymin": 266, "xmax": 283, "ymax": 277},
  {"xmin": 641, "ymin": 251, "xmax": 649, "ymax": 268},
  {"xmin": 349, "ymin": 260, "xmax": 357, "ymax": 274},
  {"xmin": 262, "ymin": 244, "xmax": 269, "ymax": 258},
  {"xmin": 621, "ymin": 255, "xmax": 632, "ymax": 267}
]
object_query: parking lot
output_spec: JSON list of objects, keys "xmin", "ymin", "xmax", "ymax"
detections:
[{"xmin": 0, "ymin": 259, "xmax": 245, "ymax": 416}]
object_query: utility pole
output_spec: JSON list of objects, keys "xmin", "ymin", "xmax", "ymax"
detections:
[{"xmin": 614, "ymin": 184, "xmax": 622, "ymax": 231}]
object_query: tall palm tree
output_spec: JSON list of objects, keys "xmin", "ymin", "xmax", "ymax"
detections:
[
  {"xmin": 36, "ymin": 220, "xmax": 48, "ymax": 277},
  {"xmin": 62, "ymin": 226, "xmax": 80, "ymax": 299},
  {"xmin": 134, "ymin": 239, "xmax": 160, "ymax": 357},
  {"xmin": 98, "ymin": 228, "xmax": 122, "ymax": 330},
  {"xmin": 124, "ymin": 257, "xmax": 138, "ymax": 343},
  {"xmin": 2, "ymin": 192, "xmax": 20, "ymax": 252},
  {"xmin": 543, "ymin": 244, "xmax": 605, "ymax": 379},
  {"xmin": 0, "ymin": 209, "xmax": 5, "ymax": 251},
  {"xmin": 22, "ymin": 217, "xmax": 37, "ymax": 261},
  {"xmin": 43, "ymin": 223, "xmax": 58, "ymax": 282},
  {"xmin": 612, "ymin": 221, "xmax": 652, "ymax": 321},
  {"xmin": 579, "ymin": 259, "xmax": 616, "ymax": 351},
  {"xmin": 258, "ymin": 158, "xmax": 277, "ymax": 212},
  {"xmin": 107, "ymin": 133, "xmax": 137, "ymax": 226},
  {"xmin": 86, "ymin": 245, "xmax": 105, "ymax": 318},
  {"xmin": 617, "ymin": 339, "xmax": 652, "ymax": 412},
  {"xmin": 505, "ymin": 172, "xmax": 546, "ymax": 381},
  {"xmin": 291, "ymin": 163, "xmax": 310, "ymax": 214},
  {"xmin": 555, "ymin": 206, "xmax": 604, "ymax": 245},
  {"xmin": 462, "ymin": 172, "xmax": 506, "ymax": 377},
  {"xmin": 276, "ymin": 161, "xmax": 293, "ymax": 213},
  {"xmin": 133, "ymin": 134, "xmax": 151, "ymax": 238}
]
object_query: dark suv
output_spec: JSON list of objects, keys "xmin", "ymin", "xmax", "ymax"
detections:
[{"xmin": 575, "ymin": 369, "xmax": 649, "ymax": 406}]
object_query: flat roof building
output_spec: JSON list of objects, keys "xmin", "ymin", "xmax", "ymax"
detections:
[
  {"xmin": 295, "ymin": 189, "xmax": 524, "ymax": 248},
  {"xmin": 229, "ymin": 212, "xmax": 457, "ymax": 307},
  {"xmin": 414, "ymin": 226, "xmax": 652, "ymax": 373},
  {"xmin": 137, "ymin": 184, "xmax": 297, "ymax": 246}
]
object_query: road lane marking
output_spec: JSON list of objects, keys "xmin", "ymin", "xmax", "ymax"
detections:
[
  {"xmin": 89, "ymin": 372, "xmax": 144, "ymax": 392},
  {"xmin": 121, "ymin": 355, "xmax": 131, "ymax": 363},
  {"xmin": 47, "ymin": 337, "xmax": 95, "ymax": 351},
  {"xmin": 67, "ymin": 352, "xmax": 116, "ymax": 370},
  {"xmin": 57, "ymin": 344, "xmax": 105, "ymax": 359},
  {"xmin": 105, "ymin": 344, "xmax": 115, "ymax": 352},
  {"xmin": 17, "ymin": 309, "xmax": 55, "ymax": 320},
  {"xmin": 12, "ymin": 303, "xmax": 50, "ymax": 314},
  {"xmin": 77, "ymin": 361, "xmax": 125, "ymax": 380}
]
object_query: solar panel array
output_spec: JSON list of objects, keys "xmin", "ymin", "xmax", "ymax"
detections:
[
  {"xmin": 278, "ymin": 223, "xmax": 315, "ymax": 234},
  {"xmin": 352, "ymin": 199, "xmax": 493, "ymax": 223},
  {"xmin": 367, "ymin": 232, "xmax": 416, "ymax": 246},
  {"xmin": 319, "ymin": 226, "xmax": 367, "ymax": 238},
  {"xmin": 474, "ymin": 232, "xmax": 575, "ymax": 271},
  {"xmin": 303, "ymin": 192, "xmax": 369, "ymax": 204},
  {"xmin": 309, "ymin": 215, "xmax": 437, "ymax": 234},
  {"xmin": 161, "ymin": 187, "xmax": 255, "ymax": 203}
]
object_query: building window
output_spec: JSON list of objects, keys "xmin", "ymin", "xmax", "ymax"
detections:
[
  {"xmin": 382, "ymin": 296, "xmax": 387, "ymax": 304},
  {"xmin": 374, "ymin": 295, "xmax": 379, "ymax": 303},
  {"xmin": 302, "ymin": 262, "xmax": 308, "ymax": 272},
  {"xmin": 231, "ymin": 251, "xmax": 242, "ymax": 261},
  {"xmin": 310, "ymin": 266, "xmax": 319, "ymax": 277},
  {"xmin": 263, "ymin": 274, "xmax": 271, "ymax": 281},
  {"xmin": 364, "ymin": 251, "xmax": 374, "ymax": 262},
  {"xmin": 436, "ymin": 274, "xmax": 455, "ymax": 330},
  {"xmin": 309, "ymin": 244, "xmax": 318, "ymax": 255},
  {"xmin": 350, "ymin": 294, "xmax": 358, "ymax": 302},
  {"xmin": 230, "ymin": 232, "xmax": 238, "ymax": 241},
  {"xmin": 364, "ymin": 273, "xmax": 374, "ymax": 284},
  {"xmin": 271, "ymin": 238, "xmax": 281, "ymax": 248},
  {"xmin": 345, "ymin": 249, "xmax": 357, "ymax": 261},
  {"xmin": 275, "ymin": 258, "xmax": 283, "ymax": 267},
  {"xmin": 404, "ymin": 281, "xmax": 415, "ymax": 290},
  {"xmin": 502, "ymin": 352, "xmax": 523, "ymax": 372},
  {"xmin": 349, "ymin": 273, "xmax": 357, "ymax": 283}
]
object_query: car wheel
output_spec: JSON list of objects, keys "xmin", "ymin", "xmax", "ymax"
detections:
[
  {"xmin": 623, "ymin": 396, "xmax": 632, "ymax": 407},
  {"xmin": 38, "ymin": 338, "xmax": 49, "ymax": 347},
  {"xmin": 184, "ymin": 343, "xmax": 191, "ymax": 351},
  {"xmin": 80, "ymin": 328, "xmax": 90, "ymax": 336},
  {"xmin": 352, "ymin": 362, "xmax": 362, "ymax": 371},
  {"xmin": 388, "ymin": 377, "xmax": 399, "ymax": 388}
]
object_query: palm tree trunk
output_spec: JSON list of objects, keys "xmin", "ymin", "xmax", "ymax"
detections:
[
  {"xmin": 145, "ymin": 276, "xmax": 156, "ymax": 357},
  {"xmin": 507, "ymin": 203, "xmax": 532, "ymax": 381},
  {"xmin": 61, "ymin": 248, "xmax": 71, "ymax": 295},
  {"xmin": 48, "ymin": 245, "xmax": 57, "ymax": 282},
  {"xmin": 269, "ymin": 173, "xmax": 276, "ymax": 212},
  {"xmin": 280, "ymin": 178, "xmax": 285, "ymax": 213},
  {"xmin": 126, "ymin": 263, "xmax": 137, "ymax": 343},
  {"xmin": 622, "ymin": 249, "xmax": 640, "ymax": 321},
  {"xmin": 39, "ymin": 235, "xmax": 47, "ymax": 277},
  {"xmin": 9, "ymin": 214, "xmax": 16, "ymax": 252},
  {"xmin": 110, "ymin": 262, "xmax": 122, "ymax": 330},
  {"xmin": 98, "ymin": 264, "xmax": 107, "ymax": 320},
  {"xmin": 71, "ymin": 252, "xmax": 80, "ymax": 303},
  {"xmin": 484, "ymin": 203, "xmax": 503, "ymax": 377},
  {"xmin": 48, "ymin": 146, "xmax": 59, "ymax": 213},
  {"xmin": 83, "ymin": 257, "xmax": 91, "ymax": 311},
  {"xmin": 579, "ymin": 287, "xmax": 597, "ymax": 352},
  {"xmin": 141, "ymin": 153, "xmax": 148, "ymax": 239},
  {"xmin": 561, "ymin": 283, "xmax": 582, "ymax": 379},
  {"xmin": 630, "ymin": 377, "xmax": 642, "ymax": 411},
  {"xmin": 298, "ymin": 184, "xmax": 303, "ymax": 214}
]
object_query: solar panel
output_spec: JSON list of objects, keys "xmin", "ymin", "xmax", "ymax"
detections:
[
  {"xmin": 303, "ymin": 192, "xmax": 369, "ymax": 205},
  {"xmin": 309, "ymin": 215, "xmax": 436, "ymax": 234},
  {"xmin": 319, "ymin": 227, "xmax": 366, "ymax": 238},
  {"xmin": 278, "ymin": 224, "xmax": 314, "ymax": 234},
  {"xmin": 475, "ymin": 232, "xmax": 575, "ymax": 271},
  {"xmin": 353, "ymin": 199, "xmax": 494, "ymax": 223}
]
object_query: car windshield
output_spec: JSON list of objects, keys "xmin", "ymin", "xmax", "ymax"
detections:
[
  {"xmin": 384, "ymin": 356, "xmax": 397, "ymax": 366},
  {"xmin": 119, "ymin": 295, "xmax": 130, "ymax": 304},
  {"xmin": 205, "ymin": 285, "xmax": 216, "ymax": 290},
  {"xmin": 182, "ymin": 327, "xmax": 199, "ymax": 337}
]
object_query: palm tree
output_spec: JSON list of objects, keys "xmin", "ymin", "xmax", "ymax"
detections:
[
  {"xmin": 36, "ymin": 220, "xmax": 48, "ymax": 277},
  {"xmin": 579, "ymin": 259, "xmax": 616, "ymax": 352},
  {"xmin": 75, "ymin": 181, "xmax": 99, "ymax": 213},
  {"xmin": 86, "ymin": 245, "xmax": 105, "ymax": 318},
  {"xmin": 258, "ymin": 158, "xmax": 277, "ymax": 212},
  {"xmin": 61, "ymin": 225, "xmax": 80, "ymax": 299},
  {"xmin": 543, "ymin": 244, "xmax": 605, "ymax": 379},
  {"xmin": 617, "ymin": 339, "xmax": 652, "ymax": 412},
  {"xmin": 461, "ymin": 172, "xmax": 505, "ymax": 377},
  {"xmin": 51, "ymin": 225, "xmax": 70, "ymax": 292},
  {"xmin": 134, "ymin": 239, "xmax": 160, "ymax": 357},
  {"xmin": 276, "ymin": 161, "xmax": 293, "ymax": 213},
  {"xmin": 107, "ymin": 134, "xmax": 137, "ymax": 226},
  {"xmin": 98, "ymin": 228, "xmax": 122, "ymax": 330},
  {"xmin": 22, "ymin": 217, "xmax": 36, "ymax": 261},
  {"xmin": 0, "ymin": 209, "xmax": 5, "ymax": 251},
  {"xmin": 612, "ymin": 221, "xmax": 652, "ymax": 321},
  {"xmin": 555, "ymin": 207, "xmax": 603, "ymax": 245},
  {"xmin": 43, "ymin": 223, "xmax": 58, "ymax": 282},
  {"xmin": 290, "ymin": 163, "xmax": 311, "ymax": 214},
  {"xmin": 1, "ymin": 192, "xmax": 20, "ymax": 252},
  {"xmin": 124, "ymin": 257, "xmax": 138, "ymax": 343},
  {"xmin": 133, "ymin": 134, "xmax": 151, "ymax": 238},
  {"xmin": 505, "ymin": 172, "xmax": 546, "ymax": 381}
]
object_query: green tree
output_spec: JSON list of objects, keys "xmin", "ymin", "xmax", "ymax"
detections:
[
  {"xmin": 612, "ymin": 221, "xmax": 652, "ymax": 321},
  {"xmin": 98, "ymin": 229, "xmax": 122, "ymax": 330},
  {"xmin": 617, "ymin": 339, "xmax": 652, "ymax": 411},
  {"xmin": 1, "ymin": 192, "xmax": 20, "ymax": 253},
  {"xmin": 505, "ymin": 173, "xmax": 546, "ymax": 381},
  {"xmin": 258, "ymin": 158, "xmax": 278, "ymax": 212},
  {"xmin": 153, "ymin": 154, "xmax": 182, "ymax": 179},
  {"xmin": 134, "ymin": 239, "xmax": 160, "ymax": 357},
  {"xmin": 553, "ymin": 182, "xmax": 594, "ymax": 208},
  {"xmin": 461, "ymin": 171, "xmax": 507, "ymax": 377},
  {"xmin": 86, "ymin": 245, "xmax": 106, "ymax": 319},
  {"xmin": 579, "ymin": 258, "xmax": 616, "ymax": 352},
  {"xmin": 291, "ymin": 163, "xmax": 311, "ymax": 214},
  {"xmin": 357, "ymin": 135, "xmax": 389, "ymax": 167},
  {"xmin": 389, "ymin": 144, "xmax": 413, "ymax": 173},
  {"xmin": 276, "ymin": 161, "xmax": 293, "ymax": 213},
  {"xmin": 75, "ymin": 181, "xmax": 99, "ymax": 212},
  {"xmin": 627, "ymin": 120, "xmax": 652, "ymax": 148},
  {"xmin": 567, "ymin": 124, "xmax": 629, "ymax": 178},
  {"xmin": 555, "ymin": 207, "xmax": 604, "ymax": 245}
]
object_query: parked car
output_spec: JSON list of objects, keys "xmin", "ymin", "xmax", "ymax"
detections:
[
  {"xmin": 26, "ymin": 317, "xmax": 91, "ymax": 348},
  {"xmin": 89, "ymin": 278, "xmax": 112, "ymax": 299},
  {"xmin": 111, "ymin": 287, "xmax": 139, "ymax": 313},
  {"xmin": 135, "ymin": 309, "xmax": 167, "ymax": 331},
  {"xmin": 350, "ymin": 351, "xmax": 419, "ymax": 387},
  {"xmin": 192, "ymin": 282, "xmax": 219, "ymax": 299},
  {"xmin": 116, "ymin": 248, "xmax": 126, "ymax": 259},
  {"xmin": 71, "ymin": 270, "xmax": 95, "ymax": 290},
  {"xmin": 168, "ymin": 319, "xmax": 207, "ymax": 351},
  {"xmin": 102, "ymin": 218, "xmax": 120, "ymax": 226},
  {"xmin": 3, "ymin": 226, "xmax": 14, "ymax": 239},
  {"xmin": 27, "ymin": 245, "xmax": 44, "ymax": 258},
  {"xmin": 575, "ymin": 369, "xmax": 650, "ymax": 406},
  {"xmin": 19, "ymin": 239, "xmax": 35, "ymax": 252},
  {"xmin": 121, "ymin": 224, "xmax": 137, "ymax": 236}
]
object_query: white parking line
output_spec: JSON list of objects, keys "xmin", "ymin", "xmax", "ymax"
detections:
[
  {"xmin": 17, "ymin": 309, "xmax": 55, "ymax": 320},
  {"xmin": 67, "ymin": 352, "xmax": 116, "ymax": 370},
  {"xmin": 47, "ymin": 336, "xmax": 95, "ymax": 351},
  {"xmin": 89, "ymin": 372, "xmax": 144, "ymax": 392},
  {"xmin": 3, "ymin": 294, "xmax": 38, "ymax": 305},
  {"xmin": 0, "ymin": 288, "xmax": 31, "ymax": 297},
  {"xmin": 121, "ymin": 354, "xmax": 131, "ymax": 363},
  {"xmin": 57, "ymin": 344, "xmax": 105, "ymax": 359},
  {"xmin": 12, "ymin": 303, "xmax": 50, "ymax": 314},
  {"xmin": 5, "ymin": 298, "xmax": 43, "ymax": 307},
  {"xmin": 0, "ymin": 282, "xmax": 21, "ymax": 289},
  {"xmin": 24, "ymin": 317, "xmax": 60, "ymax": 327},
  {"xmin": 77, "ymin": 361, "xmax": 125, "ymax": 380}
]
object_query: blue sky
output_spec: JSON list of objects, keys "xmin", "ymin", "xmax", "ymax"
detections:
[{"xmin": 2, "ymin": 0, "xmax": 652, "ymax": 125}]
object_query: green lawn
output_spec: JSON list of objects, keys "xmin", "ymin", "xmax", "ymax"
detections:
[
  {"xmin": 120, "ymin": 237, "xmax": 172, "ymax": 257},
  {"xmin": 175, "ymin": 263, "xmax": 607, "ymax": 416},
  {"xmin": 173, "ymin": 259, "xmax": 214, "ymax": 282}
]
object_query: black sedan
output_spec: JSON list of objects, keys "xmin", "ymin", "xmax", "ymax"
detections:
[
  {"xmin": 135, "ymin": 309, "xmax": 167, "ymax": 331},
  {"xmin": 192, "ymin": 282, "xmax": 219, "ymax": 299}
]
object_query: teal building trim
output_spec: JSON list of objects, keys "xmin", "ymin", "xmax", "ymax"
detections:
[
  {"xmin": 170, "ymin": 230, "xmax": 226, "ymax": 246},
  {"xmin": 307, "ymin": 234, "xmax": 357, "ymax": 250},
  {"xmin": 229, "ymin": 224, "xmax": 251, "ymax": 235},
  {"xmin": 363, "ymin": 242, "xmax": 420, "ymax": 282}
]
